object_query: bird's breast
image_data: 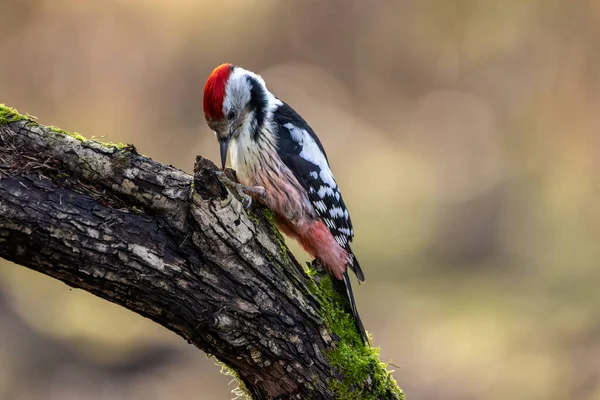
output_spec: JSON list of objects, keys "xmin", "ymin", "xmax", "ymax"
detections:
[
  {"xmin": 228, "ymin": 137, "xmax": 314, "ymax": 224},
  {"xmin": 228, "ymin": 136, "xmax": 258, "ymax": 186}
]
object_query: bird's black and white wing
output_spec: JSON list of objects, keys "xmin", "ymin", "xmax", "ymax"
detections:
[{"xmin": 272, "ymin": 102, "xmax": 364, "ymax": 281}]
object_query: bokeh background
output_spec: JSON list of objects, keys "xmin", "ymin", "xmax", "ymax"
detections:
[{"xmin": 1, "ymin": 0, "xmax": 600, "ymax": 399}]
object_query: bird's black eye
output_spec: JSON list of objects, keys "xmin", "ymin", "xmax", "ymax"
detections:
[{"xmin": 226, "ymin": 110, "xmax": 236, "ymax": 120}]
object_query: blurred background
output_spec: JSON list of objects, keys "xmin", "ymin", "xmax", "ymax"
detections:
[{"xmin": 1, "ymin": 0, "xmax": 600, "ymax": 399}]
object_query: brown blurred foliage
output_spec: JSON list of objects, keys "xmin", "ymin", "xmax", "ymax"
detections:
[{"xmin": 1, "ymin": 0, "xmax": 600, "ymax": 399}]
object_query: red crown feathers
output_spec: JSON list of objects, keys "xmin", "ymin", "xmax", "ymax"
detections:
[{"xmin": 203, "ymin": 63, "xmax": 233, "ymax": 120}]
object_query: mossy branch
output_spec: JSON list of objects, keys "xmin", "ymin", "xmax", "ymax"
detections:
[{"xmin": 0, "ymin": 104, "xmax": 403, "ymax": 399}]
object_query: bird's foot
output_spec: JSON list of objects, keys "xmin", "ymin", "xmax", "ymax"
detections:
[
  {"xmin": 216, "ymin": 171, "xmax": 266, "ymax": 209},
  {"xmin": 307, "ymin": 259, "xmax": 327, "ymax": 285},
  {"xmin": 311, "ymin": 258, "xmax": 326, "ymax": 274}
]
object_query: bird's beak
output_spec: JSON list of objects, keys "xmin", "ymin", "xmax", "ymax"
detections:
[{"xmin": 219, "ymin": 137, "xmax": 231, "ymax": 170}]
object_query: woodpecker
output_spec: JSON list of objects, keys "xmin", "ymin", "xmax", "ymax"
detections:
[{"xmin": 203, "ymin": 63, "xmax": 368, "ymax": 344}]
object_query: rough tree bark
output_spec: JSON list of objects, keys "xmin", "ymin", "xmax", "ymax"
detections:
[{"xmin": 0, "ymin": 105, "xmax": 403, "ymax": 400}]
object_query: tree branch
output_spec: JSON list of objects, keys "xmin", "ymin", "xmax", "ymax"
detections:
[{"xmin": 0, "ymin": 105, "xmax": 403, "ymax": 399}]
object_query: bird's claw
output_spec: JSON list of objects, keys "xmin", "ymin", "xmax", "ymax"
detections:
[
  {"xmin": 216, "ymin": 171, "xmax": 263, "ymax": 210},
  {"xmin": 219, "ymin": 185, "xmax": 253, "ymax": 209},
  {"xmin": 240, "ymin": 193, "xmax": 253, "ymax": 210}
]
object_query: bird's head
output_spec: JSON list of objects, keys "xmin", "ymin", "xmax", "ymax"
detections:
[{"xmin": 203, "ymin": 63, "xmax": 269, "ymax": 169}]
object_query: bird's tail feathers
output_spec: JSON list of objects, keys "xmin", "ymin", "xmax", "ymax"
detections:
[
  {"xmin": 348, "ymin": 252, "xmax": 365, "ymax": 283},
  {"xmin": 343, "ymin": 271, "xmax": 369, "ymax": 345}
]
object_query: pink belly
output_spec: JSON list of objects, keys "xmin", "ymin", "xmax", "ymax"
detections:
[
  {"xmin": 235, "ymin": 157, "xmax": 348, "ymax": 280},
  {"xmin": 275, "ymin": 216, "xmax": 348, "ymax": 280}
]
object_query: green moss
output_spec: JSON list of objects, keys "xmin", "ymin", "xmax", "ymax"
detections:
[
  {"xmin": 311, "ymin": 275, "xmax": 404, "ymax": 399},
  {"xmin": 262, "ymin": 208, "xmax": 288, "ymax": 260},
  {"xmin": 304, "ymin": 264, "xmax": 318, "ymax": 277},
  {"xmin": 48, "ymin": 125, "xmax": 88, "ymax": 142},
  {"xmin": 101, "ymin": 140, "xmax": 129, "ymax": 149},
  {"xmin": 0, "ymin": 104, "xmax": 131, "ymax": 151},
  {"xmin": 256, "ymin": 207, "xmax": 402, "ymax": 397},
  {"xmin": 246, "ymin": 209, "xmax": 261, "ymax": 226},
  {"xmin": 247, "ymin": 208, "xmax": 288, "ymax": 263},
  {"xmin": 50, "ymin": 123, "xmax": 136, "ymax": 153},
  {"xmin": 0, "ymin": 104, "xmax": 37, "ymax": 125},
  {"xmin": 262, "ymin": 209, "xmax": 283, "ymax": 241}
]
